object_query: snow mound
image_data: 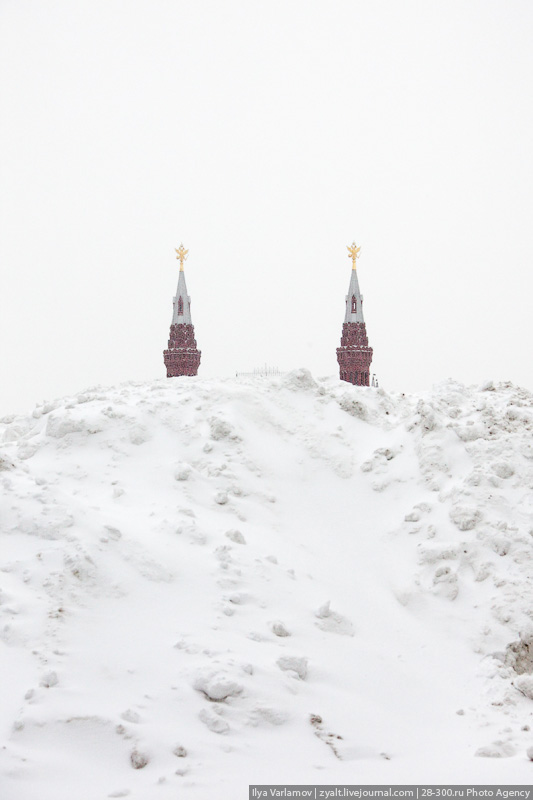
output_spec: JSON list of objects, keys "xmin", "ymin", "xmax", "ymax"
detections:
[{"xmin": 1, "ymin": 374, "xmax": 533, "ymax": 797}]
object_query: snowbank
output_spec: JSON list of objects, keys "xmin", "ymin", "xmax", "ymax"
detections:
[{"xmin": 1, "ymin": 372, "xmax": 532, "ymax": 798}]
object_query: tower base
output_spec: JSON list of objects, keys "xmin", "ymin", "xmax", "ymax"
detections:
[
  {"xmin": 164, "ymin": 323, "xmax": 201, "ymax": 377},
  {"xmin": 337, "ymin": 322, "xmax": 373, "ymax": 386}
]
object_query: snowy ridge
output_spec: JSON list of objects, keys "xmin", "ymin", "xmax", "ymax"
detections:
[{"xmin": 1, "ymin": 370, "xmax": 533, "ymax": 798}]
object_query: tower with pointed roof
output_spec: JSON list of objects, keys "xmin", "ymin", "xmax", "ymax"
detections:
[
  {"xmin": 163, "ymin": 244, "xmax": 201, "ymax": 377},
  {"xmin": 336, "ymin": 242, "xmax": 373, "ymax": 386}
]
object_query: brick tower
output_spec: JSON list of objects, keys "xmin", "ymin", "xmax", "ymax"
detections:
[
  {"xmin": 163, "ymin": 244, "xmax": 201, "ymax": 378},
  {"xmin": 336, "ymin": 242, "xmax": 373, "ymax": 386}
]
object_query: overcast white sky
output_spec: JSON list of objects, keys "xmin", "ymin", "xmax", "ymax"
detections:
[{"xmin": 1, "ymin": 0, "xmax": 532, "ymax": 416}]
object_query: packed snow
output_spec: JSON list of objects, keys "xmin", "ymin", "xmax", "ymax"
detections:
[{"xmin": 1, "ymin": 370, "xmax": 533, "ymax": 799}]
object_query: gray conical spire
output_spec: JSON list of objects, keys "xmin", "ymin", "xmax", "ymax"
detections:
[
  {"xmin": 344, "ymin": 267, "xmax": 365, "ymax": 323},
  {"xmin": 171, "ymin": 269, "xmax": 193, "ymax": 325}
]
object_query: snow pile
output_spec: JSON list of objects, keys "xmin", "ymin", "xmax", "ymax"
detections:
[{"xmin": 1, "ymin": 371, "xmax": 532, "ymax": 798}]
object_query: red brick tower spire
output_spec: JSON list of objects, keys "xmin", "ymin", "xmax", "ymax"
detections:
[
  {"xmin": 336, "ymin": 242, "xmax": 373, "ymax": 386},
  {"xmin": 163, "ymin": 244, "xmax": 201, "ymax": 378}
]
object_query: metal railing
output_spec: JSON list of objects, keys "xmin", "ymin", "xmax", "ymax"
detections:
[{"xmin": 236, "ymin": 364, "xmax": 284, "ymax": 378}]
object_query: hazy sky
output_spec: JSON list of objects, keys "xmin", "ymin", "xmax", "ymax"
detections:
[{"xmin": 1, "ymin": 0, "xmax": 532, "ymax": 416}]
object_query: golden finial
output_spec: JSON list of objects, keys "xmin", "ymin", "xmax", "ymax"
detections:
[
  {"xmin": 175, "ymin": 243, "xmax": 189, "ymax": 272},
  {"xmin": 347, "ymin": 241, "xmax": 361, "ymax": 270}
]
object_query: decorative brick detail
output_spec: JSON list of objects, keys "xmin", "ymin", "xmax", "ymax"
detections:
[
  {"xmin": 164, "ymin": 323, "xmax": 201, "ymax": 377},
  {"xmin": 339, "ymin": 322, "xmax": 369, "ymax": 348},
  {"xmin": 166, "ymin": 323, "xmax": 198, "ymax": 350},
  {"xmin": 336, "ymin": 322, "xmax": 373, "ymax": 386}
]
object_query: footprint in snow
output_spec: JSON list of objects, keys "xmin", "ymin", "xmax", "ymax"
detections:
[
  {"xmin": 475, "ymin": 741, "xmax": 515, "ymax": 758},
  {"xmin": 248, "ymin": 706, "xmax": 289, "ymax": 727},
  {"xmin": 177, "ymin": 521, "xmax": 206, "ymax": 545},
  {"xmin": 309, "ymin": 714, "xmax": 380, "ymax": 761},
  {"xmin": 120, "ymin": 709, "xmax": 140, "ymax": 724},
  {"xmin": 214, "ymin": 545, "xmax": 232, "ymax": 563},
  {"xmin": 174, "ymin": 638, "xmax": 201, "ymax": 654},
  {"xmin": 247, "ymin": 631, "xmax": 268, "ymax": 642}
]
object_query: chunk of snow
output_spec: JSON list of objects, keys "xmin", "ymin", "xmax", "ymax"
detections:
[
  {"xmin": 174, "ymin": 463, "xmax": 192, "ymax": 481},
  {"xmin": 46, "ymin": 414, "xmax": 85, "ymax": 439},
  {"xmin": 282, "ymin": 368, "xmax": 317, "ymax": 391},
  {"xmin": 209, "ymin": 417, "xmax": 236, "ymax": 441},
  {"xmin": 130, "ymin": 749, "xmax": 149, "ymax": 769},
  {"xmin": 449, "ymin": 505, "xmax": 481, "ymax": 531},
  {"xmin": 271, "ymin": 621, "xmax": 291, "ymax": 637},
  {"xmin": 491, "ymin": 462, "xmax": 515, "ymax": 479},
  {"xmin": 514, "ymin": 676, "xmax": 533, "ymax": 699},
  {"xmin": 315, "ymin": 601, "xmax": 331, "ymax": 619},
  {"xmin": 40, "ymin": 671, "xmax": 58, "ymax": 688},
  {"xmin": 225, "ymin": 529, "xmax": 246, "ymax": 544},
  {"xmin": 276, "ymin": 656, "xmax": 308, "ymax": 680},
  {"xmin": 199, "ymin": 708, "xmax": 230, "ymax": 734},
  {"xmin": 193, "ymin": 672, "xmax": 243, "ymax": 701}
]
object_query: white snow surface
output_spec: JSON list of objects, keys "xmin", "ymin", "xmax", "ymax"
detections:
[{"xmin": 1, "ymin": 370, "xmax": 533, "ymax": 798}]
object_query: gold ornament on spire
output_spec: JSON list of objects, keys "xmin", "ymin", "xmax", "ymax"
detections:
[
  {"xmin": 175, "ymin": 243, "xmax": 189, "ymax": 272},
  {"xmin": 347, "ymin": 241, "xmax": 361, "ymax": 270}
]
